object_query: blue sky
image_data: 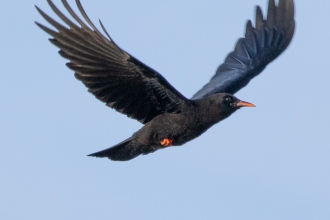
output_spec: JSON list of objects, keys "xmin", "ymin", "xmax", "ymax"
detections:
[{"xmin": 1, "ymin": 0, "xmax": 330, "ymax": 219}]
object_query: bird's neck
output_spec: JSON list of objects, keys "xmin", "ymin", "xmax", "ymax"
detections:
[{"xmin": 194, "ymin": 99, "xmax": 235, "ymax": 127}]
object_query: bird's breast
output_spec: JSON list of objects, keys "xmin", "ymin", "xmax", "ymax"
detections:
[{"xmin": 158, "ymin": 112, "xmax": 209, "ymax": 146}]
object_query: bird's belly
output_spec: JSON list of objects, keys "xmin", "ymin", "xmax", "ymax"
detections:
[
  {"xmin": 137, "ymin": 113, "xmax": 211, "ymax": 147},
  {"xmin": 172, "ymin": 124, "xmax": 209, "ymax": 146},
  {"xmin": 164, "ymin": 117, "xmax": 210, "ymax": 146}
]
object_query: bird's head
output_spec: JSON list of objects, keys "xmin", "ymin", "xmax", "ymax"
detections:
[
  {"xmin": 201, "ymin": 93, "xmax": 255, "ymax": 121},
  {"xmin": 219, "ymin": 93, "xmax": 255, "ymax": 111}
]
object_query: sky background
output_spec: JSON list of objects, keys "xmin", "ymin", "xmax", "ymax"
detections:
[{"xmin": 1, "ymin": 0, "xmax": 330, "ymax": 219}]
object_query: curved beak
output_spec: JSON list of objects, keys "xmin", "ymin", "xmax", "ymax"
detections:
[{"xmin": 236, "ymin": 100, "xmax": 255, "ymax": 107}]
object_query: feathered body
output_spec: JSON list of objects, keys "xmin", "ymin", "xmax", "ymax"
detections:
[{"xmin": 93, "ymin": 94, "xmax": 244, "ymax": 160}]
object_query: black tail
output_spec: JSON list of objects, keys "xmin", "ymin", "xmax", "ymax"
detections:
[{"xmin": 87, "ymin": 137, "xmax": 142, "ymax": 161}]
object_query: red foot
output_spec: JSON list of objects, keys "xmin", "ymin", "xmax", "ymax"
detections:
[{"xmin": 160, "ymin": 138, "xmax": 172, "ymax": 147}]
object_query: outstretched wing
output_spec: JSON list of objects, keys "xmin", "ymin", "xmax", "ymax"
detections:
[
  {"xmin": 36, "ymin": 0, "xmax": 190, "ymax": 124},
  {"xmin": 192, "ymin": 0, "xmax": 295, "ymax": 99}
]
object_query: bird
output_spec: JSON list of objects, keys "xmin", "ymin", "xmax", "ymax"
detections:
[{"xmin": 36, "ymin": 0, "xmax": 295, "ymax": 161}]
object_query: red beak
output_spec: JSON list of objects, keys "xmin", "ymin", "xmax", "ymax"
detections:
[{"xmin": 236, "ymin": 100, "xmax": 256, "ymax": 107}]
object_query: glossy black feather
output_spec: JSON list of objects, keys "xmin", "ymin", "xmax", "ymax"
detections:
[
  {"xmin": 36, "ymin": 0, "xmax": 190, "ymax": 124},
  {"xmin": 192, "ymin": 0, "xmax": 295, "ymax": 99}
]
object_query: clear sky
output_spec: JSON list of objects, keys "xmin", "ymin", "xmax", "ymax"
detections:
[{"xmin": 1, "ymin": 0, "xmax": 330, "ymax": 219}]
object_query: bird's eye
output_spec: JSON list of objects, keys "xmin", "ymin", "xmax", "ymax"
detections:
[
  {"xmin": 224, "ymin": 96, "xmax": 235, "ymax": 107},
  {"xmin": 225, "ymin": 97, "xmax": 232, "ymax": 103}
]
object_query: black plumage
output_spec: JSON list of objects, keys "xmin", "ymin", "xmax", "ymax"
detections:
[{"xmin": 36, "ymin": 0, "xmax": 295, "ymax": 161}]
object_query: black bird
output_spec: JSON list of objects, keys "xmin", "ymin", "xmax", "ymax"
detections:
[{"xmin": 36, "ymin": 0, "xmax": 295, "ymax": 161}]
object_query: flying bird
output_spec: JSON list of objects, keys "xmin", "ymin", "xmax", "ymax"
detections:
[{"xmin": 36, "ymin": 0, "xmax": 295, "ymax": 161}]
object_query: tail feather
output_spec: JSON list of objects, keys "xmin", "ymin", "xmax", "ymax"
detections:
[{"xmin": 88, "ymin": 137, "xmax": 140, "ymax": 161}]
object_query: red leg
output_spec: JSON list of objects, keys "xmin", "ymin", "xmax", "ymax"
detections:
[{"xmin": 160, "ymin": 138, "xmax": 172, "ymax": 147}]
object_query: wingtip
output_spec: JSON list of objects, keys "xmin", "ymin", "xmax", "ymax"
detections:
[
  {"xmin": 87, "ymin": 151, "xmax": 105, "ymax": 158},
  {"xmin": 35, "ymin": 21, "xmax": 46, "ymax": 31},
  {"xmin": 87, "ymin": 152, "xmax": 101, "ymax": 157},
  {"xmin": 35, "ymin": 5, "xmax": 42, "ymax": 12},
  {"xmin": 255, "ymin": 5, "xmax": 264, "ymax": 29}
]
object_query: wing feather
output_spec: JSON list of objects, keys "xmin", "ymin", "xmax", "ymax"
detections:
[
  {"xmin": 36, "ymin": 0, "xmax": 190, "ymax": 124},
  {"xmin": 192, "ymin": 0, "xmax": 295, "ymax": 99}
]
